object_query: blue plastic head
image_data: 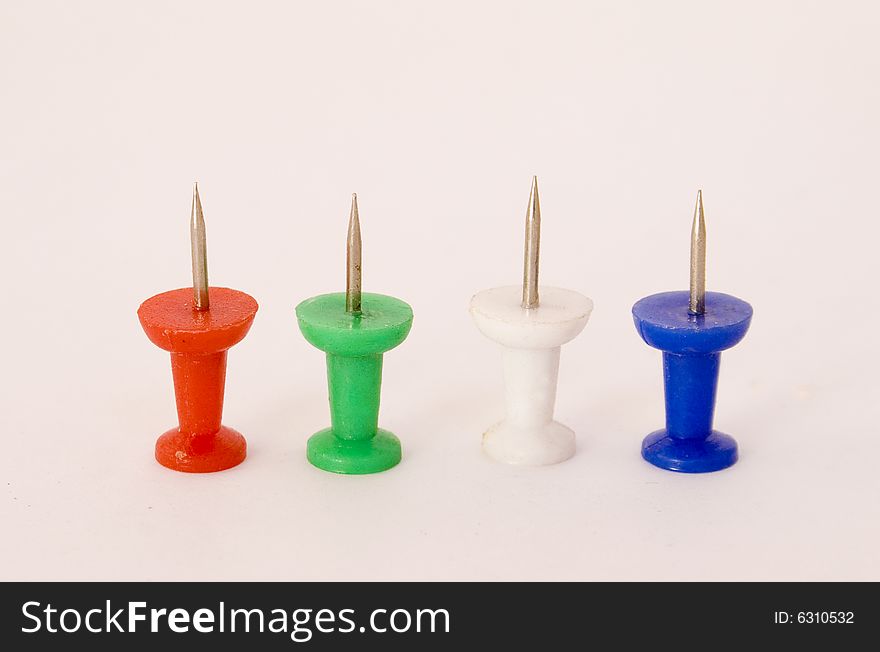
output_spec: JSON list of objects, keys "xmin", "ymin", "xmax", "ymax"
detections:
[{"xmin": 632, "ymin": 291, "xmax": 752, "ymax": 355}]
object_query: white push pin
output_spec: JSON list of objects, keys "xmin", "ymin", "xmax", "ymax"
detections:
[{"xmin": 470, "ymin": 177, "xmax": 593, "ymax": 465}]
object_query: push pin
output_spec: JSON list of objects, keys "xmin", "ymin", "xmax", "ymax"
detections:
[
  {"xmin": 137, "ymin": 184, "xmax": 258, "ymax": 472},
  {"xmin": 296, "ymin": 194, "xmax": 413, "ymax": 474},
  {"xmin": 632, "ymin": 191, "xmax": 752, "ymax": 473},
  {"xmin": 470, "ymin": 177, "xmax": 593, "ymax": 465}
]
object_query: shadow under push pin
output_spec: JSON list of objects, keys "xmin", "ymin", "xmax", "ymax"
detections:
[
  {"xmin": 470, "ymin": 177, "xmax": 593, "ymax": 465},
  {"xmin": 633, "ymin": 191, "xmax": 752, "ymax": 473},
  {"xmin": 296, "ymin": 194, "xmax": 413, "ymax": 474},
  {"xmin": 137, "ymin": 184, "xmax": 258, "ymax": 473}
]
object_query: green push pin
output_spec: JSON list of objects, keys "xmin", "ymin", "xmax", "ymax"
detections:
[{"xmin": 296, "ymin": 194, "xmax": 413, "ymax": 474}]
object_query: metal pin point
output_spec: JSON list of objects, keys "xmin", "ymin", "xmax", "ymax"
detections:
[
  {"xmin": 190, "ymin": 182, "xmax": 210, "ymax": 311},
  {"xmin": 522, "ymin": 176, "xmax": 541, "ymax": 309},
  {"xmin": 689, "ymin": 189, "xmax": 706, "ymax": 315},
  {"xmin": 346, "ymin": 193, "xmax": 363, "ymax": 315}
]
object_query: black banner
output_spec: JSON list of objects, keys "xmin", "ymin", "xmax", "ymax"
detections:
[{"xmin": 0, "ymin": 582, "xmax": 874, "ymax": 649}]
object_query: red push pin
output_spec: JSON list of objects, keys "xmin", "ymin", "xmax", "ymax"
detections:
[{"xmin": 137, "ymin": 184, "xmax": 258, "ymax": 473}]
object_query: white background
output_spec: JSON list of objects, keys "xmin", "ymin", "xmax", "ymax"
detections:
[{"xmin": 1, "ymin": 0, "xmax": 878, "ymax": 581}]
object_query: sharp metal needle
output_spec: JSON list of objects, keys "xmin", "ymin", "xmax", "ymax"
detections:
[
  {"xmin": 346, "ymin": 193, "xmax": 362, "ymax": 315},
  {"xmin": 190, "ymin": 182, "xmax": 210, "ymax": 311},
  {"xmin": 522, "ymin": 175, "xmax": 541, "ymax": 309},
  {"xmin": 689, "ymin": 189, "xmax": 706, "ymax": 315}
]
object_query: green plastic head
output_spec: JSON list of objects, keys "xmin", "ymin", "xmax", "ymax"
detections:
[{"xmin": 296, "ymin": 292, "xmax": 412, "ymax": 356}]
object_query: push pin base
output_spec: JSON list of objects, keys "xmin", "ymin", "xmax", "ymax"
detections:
[
  {"xmin": 470, "ymin": 286, "xmax": 593, "ymax": 466},
  {"xmin": 641, "ymin": 429, "xmax": 737, "ymax": 473},
  {"xmin": 633, "ymin": 291, "xmax": 752, "ymax": 474},
  {"xmin": 483, "ymin": 421, "xmax": 574, "ymax": 466},
  {"xmin": 156, "ymin": 426, "xmax": 247, "ymax": 473},
  {"xmin": 307, "ymin": 428, "xmax": 401, "ymax": 475},
  {"xmin": 296, "ymin": 292, "xmax": 413, "ymax": 475},
  {"xmin": 138, "ymin": 287, "xmax": 258, "ymax": 474}
]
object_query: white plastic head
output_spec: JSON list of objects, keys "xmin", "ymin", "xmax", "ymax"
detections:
[{"xmin": 470, "ymin": 286, "xmax": 593, "ymax": 349}]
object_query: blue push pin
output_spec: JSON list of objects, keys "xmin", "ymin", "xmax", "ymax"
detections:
[{"xmin": 632, "ymin": 191, "xmax": 753, "ymax": 473}]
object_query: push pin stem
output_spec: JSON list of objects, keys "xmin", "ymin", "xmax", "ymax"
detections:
[
  {"xmin": 521, "ymin": 176, "xmax": 541, "ymax": 309},
  {"xmin": 346, "ymin": 193, "xmax": 362, "ymax": 315},
  {"xmin": 190, "ymin": 182, "xmax": 210, "ymax": 311}
]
